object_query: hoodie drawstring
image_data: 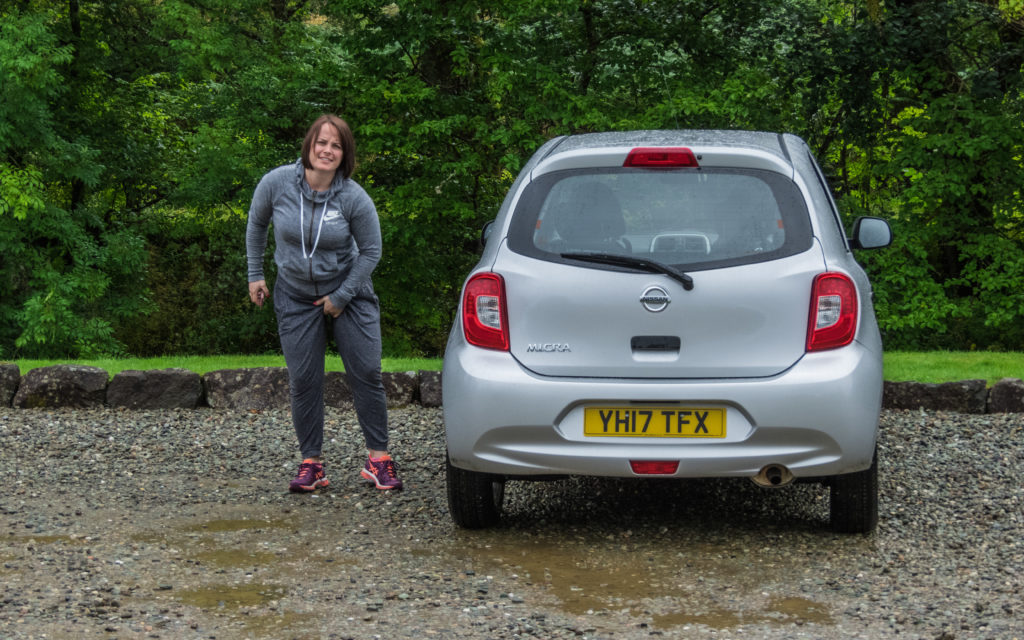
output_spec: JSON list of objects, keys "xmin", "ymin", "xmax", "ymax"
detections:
[{"xmin": 300, "ymin": 195, "xmax": 327, "ymax": 260}]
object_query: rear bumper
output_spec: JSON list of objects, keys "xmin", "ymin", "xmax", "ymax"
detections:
[{"xmin": 442, "ymin": 336, "xmax": 882, "ymax": 479}]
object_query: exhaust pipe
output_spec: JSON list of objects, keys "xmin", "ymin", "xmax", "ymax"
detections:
[{"xmin": 751, "ymin": 464, "xmax": 794, "ymax": 488}]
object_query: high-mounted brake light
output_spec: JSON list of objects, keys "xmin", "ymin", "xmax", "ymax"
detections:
[
  {"xmin": 630, "ymin": 460, "xmax": 680, "ymax": 475},
  {"xmin": 623, "ymin": 147, "xmax": 699, "ymax": 168},
  {"xmin": 806, "ymin": 273, "xmax": 858, "ymax": 351},
  {"xmin": 462, "ymin": 272, "xmax": 510, "ymax": 351}
]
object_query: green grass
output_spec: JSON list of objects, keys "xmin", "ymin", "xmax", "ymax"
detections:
[
  {"xmin": 882, "ymin": 350, "xmax": 1024, "ymax": 385},
  {"xmin": 10, "ymin": 355, "xmax": 442, "ymax": 377},
  {"xmin": 8, "ymin": 351, "xmax": 1024, "ymax": 384}
]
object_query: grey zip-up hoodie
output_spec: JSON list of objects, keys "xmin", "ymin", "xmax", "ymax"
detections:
[{"xmin": 246, "ymin": 159, "xmax": 381, "ymax": 310}]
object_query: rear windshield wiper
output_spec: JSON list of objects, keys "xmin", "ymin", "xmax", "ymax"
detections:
[{"xmin": 561, "ymin": 252, "xmax": 694, "ymax": 291}]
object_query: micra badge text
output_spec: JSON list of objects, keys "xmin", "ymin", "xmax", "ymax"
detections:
[{"xmin": 526, "ymin": 343, "xmax": 572, "ymax": 353}]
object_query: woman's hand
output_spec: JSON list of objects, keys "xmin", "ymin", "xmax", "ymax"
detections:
[
  {"xmin": 249, "ymin": 280, "xmax": 270, "ymax": 306},
  {"xmin": 315, "ymin": 295, "xmax": 343, "ymax": 318}
]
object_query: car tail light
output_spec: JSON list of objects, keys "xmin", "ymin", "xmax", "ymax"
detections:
[
  {"xmin": 462, "ymin": 272, "xmax": 509, "ymax": 351},
  {"xmin": 623, "ymin": 147, "xmax": 699, "ymax": 168},
  {"xmin": 807, "ymin": 272, "xmax": 858, "ymax": 351},
  {"xmin": 630, "ymin": 460, "xmax": 679, "ymax": 475}
]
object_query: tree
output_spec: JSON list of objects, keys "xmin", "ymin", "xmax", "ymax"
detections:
[
  {"xmin": 2, "ymin": 0, "xmax": 1021, "ymax": 356},
  {"xmin": 825, "ymin": 0, "xmax": 1024, "ymax": 348},
  {"xmin": 1, "ymin": 4, "xmax": 148, "ymax": 358}
]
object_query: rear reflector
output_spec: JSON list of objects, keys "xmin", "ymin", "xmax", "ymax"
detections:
[
  {"xmin": 462, "ymin": 272, "xmax": 510, "ymax": 351},
  {"xmin": 630, "ymin": 460, "xmax": 679, "ymax": 475},
  {"xmin": 806, "ymin": 272, "xmax": 858, "ymax": 351},
  {"xmin": 623, "ymin": 147, "xmax": 699, "ymax": 168}
]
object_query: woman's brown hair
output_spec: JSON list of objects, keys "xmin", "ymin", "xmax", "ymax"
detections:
[{"xmin": 301, "ymin": 114, "xmax": 356, "ymax": 179}]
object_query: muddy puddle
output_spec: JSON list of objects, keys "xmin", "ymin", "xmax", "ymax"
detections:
[
  {"xmin": 175, "ymin": 583, "xmax": 287, "ymax": 609},
  {"xmin": 114, "ymin": 509, "xmax": 845, "ymax": 634},
  {"xmin": 173, "ymin": 581, "xmax": 305, "ymax": 636},
  {"xmin": 181, "ymin": 518, "xmax": 294, "ymax": 533},
  {"xmin": 443, "ymin": 530, "xmax": 837, "ymax": 631},
  {"xmin": 8, "ymin": 533, "xmax": 92, "ymax": 545}
]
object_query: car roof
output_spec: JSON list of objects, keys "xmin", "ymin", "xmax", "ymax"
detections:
[
  {"xmin": 540, "ymin": 129, "xmax": 795, "ymax": 163},
  {"xmin": 530, "ymin": 130, "xmax": 802, "ymax": 177}
]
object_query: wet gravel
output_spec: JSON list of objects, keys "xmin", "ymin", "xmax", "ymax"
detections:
[{"xmin": 0, "ymin": 406, "xmax": 1021, "ymax": 639}]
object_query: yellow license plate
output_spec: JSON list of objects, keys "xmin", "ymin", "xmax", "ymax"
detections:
[{"xmin": 583, "ymin": 407, "xmax": 726, "ymax": 438}]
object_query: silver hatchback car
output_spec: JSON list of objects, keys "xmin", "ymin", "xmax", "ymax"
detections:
[{"xmin": 442, "ymin": 130, "xmax": 892, "ymax": 533}]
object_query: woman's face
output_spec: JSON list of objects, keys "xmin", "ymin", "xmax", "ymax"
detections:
[{"xmin": 309, "ymin": 123, "xmax": 343, "ymax": 174}]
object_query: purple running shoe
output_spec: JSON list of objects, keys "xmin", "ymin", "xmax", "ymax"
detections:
[
  {"xmin": 289, "ymin": 459, "xmax": 329, "ymax": 493},
  {"xmin": 361, "ymin": 455, "xmax": 403, "ymax": 490}
]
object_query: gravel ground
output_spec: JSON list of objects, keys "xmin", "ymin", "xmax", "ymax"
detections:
[{"xmin": 0, "ymin": 406, "xmax": 1021, "ymax": 640}]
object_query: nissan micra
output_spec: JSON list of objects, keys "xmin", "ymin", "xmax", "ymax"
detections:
[{"xmin": 442, "ymin": 130, "xmax": 892, "ymax": 533}]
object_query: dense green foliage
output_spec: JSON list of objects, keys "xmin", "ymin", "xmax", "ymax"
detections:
[{"xmin": 2, "ymin": 0, "xmax": 1023, "ymax": 357}]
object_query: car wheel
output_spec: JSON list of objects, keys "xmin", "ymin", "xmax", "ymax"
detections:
[
  {"xmin": 446, "ymin": 451, "xmax": 505, "ymax": 529},
  {"xmin": 829, "ymin": 448, "xmax": 878, "ymax": 534}
]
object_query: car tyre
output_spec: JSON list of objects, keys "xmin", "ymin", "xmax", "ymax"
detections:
[
  {"xmin": 829, "ymin": 448, "xmax": 878, "ymax": 534},
  {"xmin": 446, "ymin": 451, "xmax": 505, "ymax": 529}
]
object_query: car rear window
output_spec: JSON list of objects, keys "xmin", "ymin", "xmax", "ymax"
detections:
[{"xmin": 508, "ymin": 168, "xmax": 813, "ymax": 270}]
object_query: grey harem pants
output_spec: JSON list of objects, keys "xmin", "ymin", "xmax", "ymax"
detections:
[{"xmin": 274, "ymin": 279, "xmax": 389, "ymax": 458}]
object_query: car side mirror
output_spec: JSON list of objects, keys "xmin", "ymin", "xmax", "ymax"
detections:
[
  {"xmin": 850, "ymin": 216, "xmax": 892, "ymax": 250},
  {"xmin": 479, "ymin": 220, "xmax": 494, "ymax": 250}
]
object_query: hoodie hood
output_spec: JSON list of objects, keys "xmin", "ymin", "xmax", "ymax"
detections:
[{"xmin": 293, "ymin": 158, "xmax": 347, "ymax": 203}]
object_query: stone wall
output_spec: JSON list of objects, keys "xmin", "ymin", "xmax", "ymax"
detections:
[
  {"xmin": 882, "ymin": 378, "xmax": 1024, "ymax": 413},
  {"xmin": 1, "ymin": 363, "xmax": 1022, "ymax": 412},
  {"xmin": 0, "ymin": 364, "xmax": 443, "ymax": 410}
]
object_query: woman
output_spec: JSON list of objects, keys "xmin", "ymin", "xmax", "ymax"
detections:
[{"xmin": 246, "ymin": 114, "xmax": 401, "ymax": 492}]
